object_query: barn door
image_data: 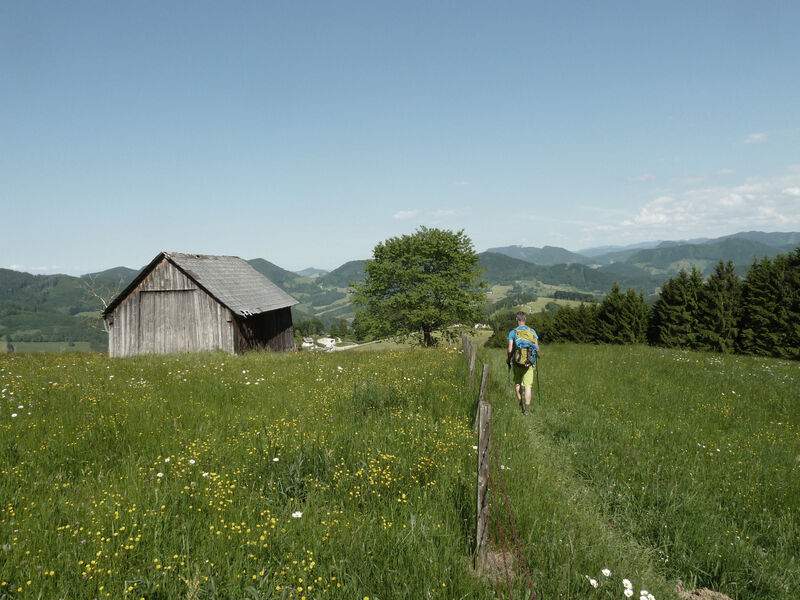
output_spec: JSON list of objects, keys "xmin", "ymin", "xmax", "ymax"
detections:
[{"xmin": 138, "ymin": 290, "xmax": 196, "ymax": 354}]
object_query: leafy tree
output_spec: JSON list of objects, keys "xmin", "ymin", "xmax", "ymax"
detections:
[
  {"xmin": 695, "ymin": 261, "xmax": 741, "ymax": 353},
  {"xmin": 352, "ymin": 227, "xmax": 486, "ymax": 346},
  {"xmin": 596, "ymin": 283, "xmax": 649, "ymax": 344},
  {"xmin": 648, "ymin": 269, "xmax": 703, "ymax": 348}
]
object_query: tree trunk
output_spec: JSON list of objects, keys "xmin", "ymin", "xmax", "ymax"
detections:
[{"xmin": 422, "ymin": 326, "xmax": 434, "ymax": 347}]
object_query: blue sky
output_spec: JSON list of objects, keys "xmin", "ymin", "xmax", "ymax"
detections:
[{"xmin": 2, "ymin": 1, "xmax": 799, "ymax": 274}]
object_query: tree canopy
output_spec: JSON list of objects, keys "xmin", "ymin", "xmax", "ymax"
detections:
[{"xmin": 352, "ymin": 227, "xmax": 486, "ymax": 345}]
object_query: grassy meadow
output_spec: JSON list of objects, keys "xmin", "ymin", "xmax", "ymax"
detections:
[
  {"xmin": 1, "ymin": 349, "xmax": 486, "ymax": 599},
  {"xmin": 1, "ymin": 342, "xmax": 797, "ymax": 599},
  {"xmin": 483, "ymin": 344, "xmax": 799, "ymax": 600}
]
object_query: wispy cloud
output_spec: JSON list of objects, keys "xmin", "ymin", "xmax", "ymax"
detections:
[
  {"xmin": 744, "ymin": 132, "xmax": 768, "ymax": 144},
  {"xmin": 579, "ymin": 167, "xmax": 800, "ymax": 244},
  {"xmin": 620, "ymin": 171, "xmax": 800, "ymax": 235},
  {"xmin": 628, "ymin": 173, "xmax": 656, "ymax": 183},
  {"xmin": 392, "ymin": 209, "xmax": 420, "ymax": 221},
  {"xmin": 392, "ymin": 207, "xmax": 469, "ymax": 222},
  {"xmin": 451, "ymin": 180, "xmax": 471, "ymax": 187}
]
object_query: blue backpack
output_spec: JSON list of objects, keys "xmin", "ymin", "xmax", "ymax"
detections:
[{"xmin": 512, "ymin": 327, "xmax": 539, "ymax": 367}]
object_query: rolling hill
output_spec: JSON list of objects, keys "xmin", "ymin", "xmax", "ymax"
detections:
[
  {"xmin": 3, "ymin": 230, "xmax": 798, "ymax": 349},
  {"xmin": 484, "ymin": 245, "xmax": 590, "ymax": 265}
]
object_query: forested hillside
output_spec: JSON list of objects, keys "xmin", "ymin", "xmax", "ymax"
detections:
[{"xmin": 2, "ymin": 230, "xmax": 797, "ymax": 350}]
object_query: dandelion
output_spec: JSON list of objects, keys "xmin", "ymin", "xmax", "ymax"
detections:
[
  {"xmin": 602, "ymin": 568, "xmax": 612, "ymax": 577},
  {"xmin": 291, "ymin": 511, "xmax": 303, "ymax": 519}
]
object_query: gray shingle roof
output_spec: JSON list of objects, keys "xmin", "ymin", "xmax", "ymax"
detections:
[{"xmin": 166, "ymin": 252, "xmax": 298, "ymax": 317}]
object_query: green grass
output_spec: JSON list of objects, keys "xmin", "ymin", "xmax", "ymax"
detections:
[
  {"xmin": 1, "ymin": 349, "xmax": 486, "ymax": 599},
  {"xmin": 520, "ymin": 296, "xmax": 586, "ymax": 313},
  {"xmin": 2, "ymin": 344, "xmax": 797, "ymax": 599},
  {"xmin": 483, "ymin": 344, "xmax": 799, "ymax": 600}
]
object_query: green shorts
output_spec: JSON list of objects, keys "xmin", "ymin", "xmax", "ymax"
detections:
[{"xmin": 512, "ymin": 364, "xmax": 535, "ymax": 387}]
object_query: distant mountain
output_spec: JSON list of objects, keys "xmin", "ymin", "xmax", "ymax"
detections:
[
  {"xmin": 578, "ymin": 240, "xmax": 662, "ymax": 257},
  {"xmin": 717, "ymin": 230, "xmax": 800, "ymax": 248},
  {"xmin": 295, "ymin": 267, "xmax": 328, "ymax": 278},
  {"xmin": 484, "ymin": 245, "xmax": 590, "ymax": 266},
  {"xmin": 623, "ymin": 237, "xmax": 788, "ymax": 275},
  {"xmin": 477, "ymin": 252, "xmax": 659, "ymax": 292},
  {"xmin": 82, "ymin": 266, "xmax": 139, "ymax": 282},
  {"xmin": 246, "ymin": 258, "xmax": 299, "ymax": 288},
  {"xmin": 318, "ymin": 260, "xmax": 368, "ymax": 288}
]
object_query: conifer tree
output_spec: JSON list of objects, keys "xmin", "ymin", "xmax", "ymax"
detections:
[
  {"xmin": 786, "ymin": 249, "xmax": 800, "ymax": 360},
  {"xmin": 737, "ymin": 256, "xmax": 787, "ymax": 357},
  {"xmin": 695, "ymin": 261, "xmax": 741, "ymax": 353},
  {"xmin": 596, "ymin": 284, "xmax": 648, "ymax": 344},
  {"xmin": 648, "ymin": 269, "xmax": 702, "ymax": 348}
]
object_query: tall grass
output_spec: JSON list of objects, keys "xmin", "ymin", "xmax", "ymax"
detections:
[
  {"xmin": 484, "ymin": 344, "xmax": 799, "ymax": 600},
  {"xmin": 2, "ymin": 344, "xmax": 796, "ymax": 599},
  {"xmin": 0, "ymin": 349, "xmax": 487, "ymax": 599}
]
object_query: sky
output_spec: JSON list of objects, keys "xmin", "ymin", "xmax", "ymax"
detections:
[{"xmin": 2, "ymin": 1, "xmax": 799, "ymax": 274}]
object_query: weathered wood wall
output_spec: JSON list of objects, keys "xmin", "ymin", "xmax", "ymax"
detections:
[
  {"xmin": 234, "ymin": 307, "xmax": 295, "ymax": 352},
  {"xmin": 106, "ymin": 259, "xmax": 235, "ymax": 357}
]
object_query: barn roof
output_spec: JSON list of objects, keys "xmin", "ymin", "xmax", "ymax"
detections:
[{"xmin": 103, "ymin": 251, "xmax": 298, "ymax": 317}]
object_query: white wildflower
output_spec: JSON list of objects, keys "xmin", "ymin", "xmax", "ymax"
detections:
[
  {"xmin": 156, "ymin": 472, "xmax": 164, "ymax": 478},
  {"xmin": 291, "ymin": 511, "xmax": 303, "ymax": 519},
  {"xmin": 601, "ymin": 568, "xmax": 612, "ymax": 577},
  {"xmin": 624, "ymin": 589, "xmax": 634, "ymax": 598},
  {"xmin": 10, "ymin": 413, "xmax": 17, "ymax": 418},
  {"xmin": 623, "ymin": 579, "xmax": 633, "ymax": 589},
  {"xmin": 587, "ymin": 577, "xmax": 598, "ymax": 588},
  {"xmin": 164, "ymin": 457, "xmax": 170, "ymax": 463},
  {"xmin": 188, "ymin": 459, "xmax": 196, "ymax": 465},
  {"xmin": 272, "ymin": 457, "xmax": 280, "ymax": 462}
]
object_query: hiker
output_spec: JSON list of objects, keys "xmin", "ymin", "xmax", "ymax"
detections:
[{"xmin": 507, "ymin": 311, "xmax": 540, "ymax": 415}]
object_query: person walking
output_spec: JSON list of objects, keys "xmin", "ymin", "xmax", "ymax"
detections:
[{"xmin": 507, "ymin": 311, "xmax": 540, "ymax": 414}]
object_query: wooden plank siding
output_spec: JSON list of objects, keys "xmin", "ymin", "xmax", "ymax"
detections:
[{"xmin": 107, "ymin": 258, "xmax": 235, "ymax": 357}]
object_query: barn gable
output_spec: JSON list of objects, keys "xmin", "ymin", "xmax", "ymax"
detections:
[{"xmin": 103, "ymin": 252, "xmax": 298, "ymax": 357}]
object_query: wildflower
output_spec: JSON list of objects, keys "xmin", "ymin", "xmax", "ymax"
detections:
[
  {"xmin": 586, "ymin": 576, "xmax": 598, "ymax": 588},
  {"xmin": 156, "ymin": 472, "xmax": 164, "ymax": 478},
  {"xmin": 188, "ymin": 459, "xmax": 196, "ymax": 465},
  {"xmin": 623, "ymin": 579, "xmax": 632, "ymax": 589},
  {"xmin": 601, "ymin": 568, "xmax": 611, "ymax": 577},
  {"xmin": 272, "ymin": 457, "xmax": 280, "ymax": 463},
  {"xmin": 164, "ymin": 457, "xmax": 170, "ymax": 463},
  {"xmin": 10, "ymin": 413, "xmax": 17, "ymax": 418},
  {"xmin": 624, "ymin": 589, "xmax": 634, "ymax": 598},
  {"xmin": 202, "ymin": 472, "xmax": 209, "ymax": 478},
  {"xmin": 291, "ymin": 511, "xmax": 303, "ymax": 519}
]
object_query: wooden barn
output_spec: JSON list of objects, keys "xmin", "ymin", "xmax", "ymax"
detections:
[{"xmin": 102, "ymin": 252, "xmax": 298, "ymax": 357}]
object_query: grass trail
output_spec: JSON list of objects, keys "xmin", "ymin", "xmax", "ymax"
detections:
[{"xmin": 482, "ymin": 344, "xmax": 799, "ymax": 600}]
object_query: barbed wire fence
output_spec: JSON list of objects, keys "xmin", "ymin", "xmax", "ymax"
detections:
[{"xmin": 461, "ymin": 334, "xmax": 537, "ymax": 600}]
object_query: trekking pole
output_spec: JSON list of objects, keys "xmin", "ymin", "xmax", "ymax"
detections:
[{"xmin": 535, "ymin": 355, "xmax": 543, "ymax": 403}]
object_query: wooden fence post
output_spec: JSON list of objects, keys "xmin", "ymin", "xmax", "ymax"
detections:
[
  {"xmin": 468, "ymin": 343, "xmax": 477, "ymax": 379},
  {"xmin": 475, "ymin": 400, "xmax": 492, "ymax": 570},
  {"xmin": 473, "ymin": 363, "xmax": 490, "ymax": 432}
]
